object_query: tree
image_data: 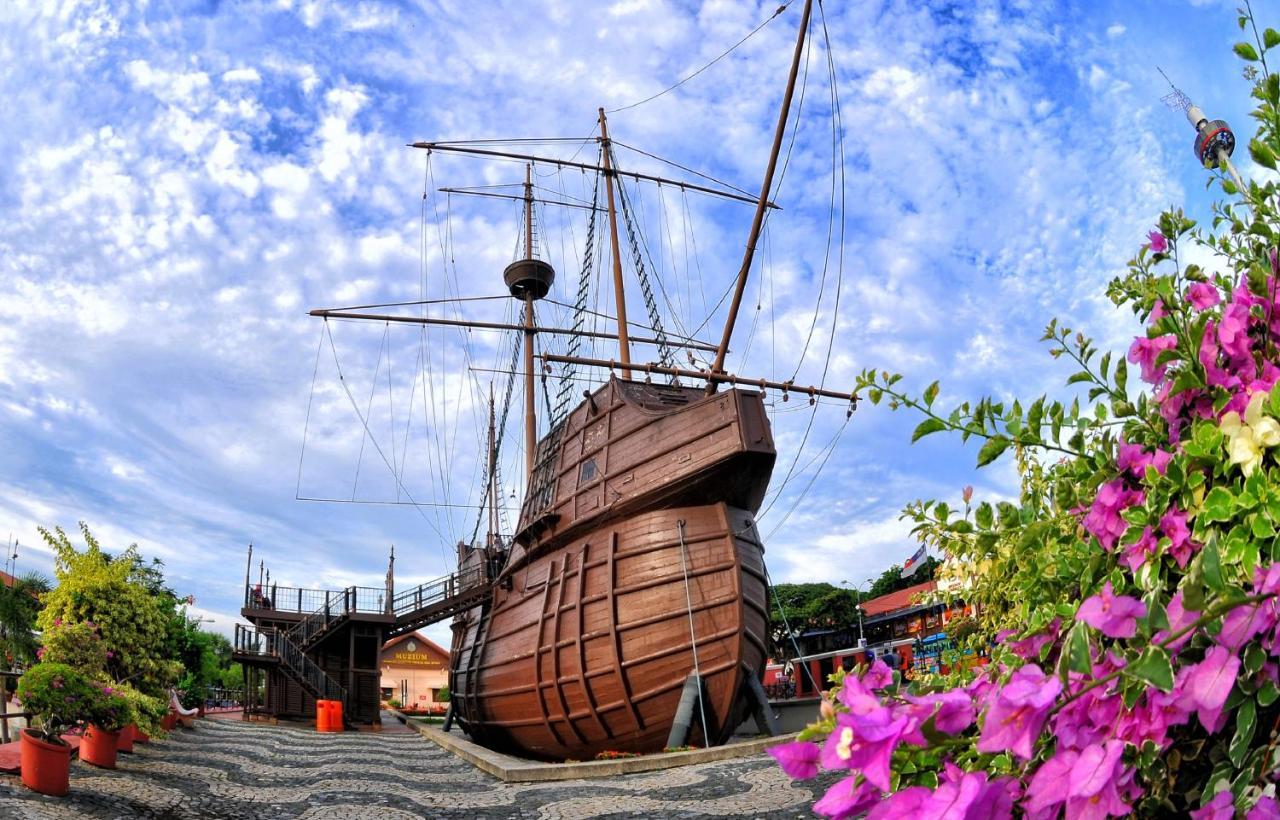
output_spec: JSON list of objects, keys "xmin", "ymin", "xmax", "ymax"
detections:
[
  {"xmin": 767, "ymin": 582, "xmax": 860, "ymax": 657},
  {"xmin": 36, "ymin": 523, "xmax": 181, "ymax": 696},
  {"xmin": 863, "ymin": 556, "xmax": 938, "ymax": 600}
]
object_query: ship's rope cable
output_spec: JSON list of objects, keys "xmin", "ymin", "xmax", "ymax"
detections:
[
  {"xmin": 657, "ymin": 184, "xmax": 689, "ymax": 335},
  {"xmin": 623, "ymin": 174, "xmax": 697, "ymax": 349},
  {"xmin": 296, "ymin": 497, "xmax": 519, "ymax": 511},
  {"xmin": 758, "ymin": 2, "xmax": 852, "ymax": 524},
  {"xmin": 675, "ymin": 519, "xmax": 711, "ymax": 746},
  {"xmin": 554, "ymin": 155, "xmax": 603, "ymax": 424},
  {"xmin": 611, "ymin": 141, "xmax": 756, "ymax": 200},
  {"xmin": 470, "ymin": 334, "xmax": 522, "ymax": 546},
  {"xmin": 386, "ymin": 322, "xmax": 398, "ymax": 500},
  {"xmin": 322, "ymin": 320, "xmax": 449, "ymax": 542},
  {"xmin": 294, "ymin": 324, "xmax": 327, "ymax": 501},
  {"xmin": 421, "ymin": 153, "xmax": 450, "ymax": 542},
  {"xmin": 351, "ymin": 322, "xmax": 389, "ymax": 500},
  {"xmin": 398, "ymin": 342, "xmax": 424, "ymax": 499},
  {"xmin": 763, "ymin": 563, "xmax": 822, "ymax": 693},
  {"xmin": 605, "ymin": 1, "xmax": 796, "ymax": 114},
  {"xmin": 611, "ymin": 153, "xmax": 677, "ymax": 372},
  {"xmin": 765, "ymin": 414, "xmax": 850, "ymax": 542}
]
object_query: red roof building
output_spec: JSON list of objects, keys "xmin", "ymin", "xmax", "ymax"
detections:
[{"xmin": 859, "ymin": 580, "xmax": 937, "ymax": 618}]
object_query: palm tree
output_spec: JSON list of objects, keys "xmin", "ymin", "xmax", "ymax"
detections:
[{"xmin": 0, "ymin": 571, "xmax": 51, "ymax": 671}]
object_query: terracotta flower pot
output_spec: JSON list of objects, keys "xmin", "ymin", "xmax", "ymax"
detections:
[
  {"xmin": 19, "ymin": 728, "xmax": 71, "ymax": 796},
  {"xmin": 160, "ymin": 713, "xmax": 177, "ymax": 731},
  {"xmin": 79, "ymin": 725, "xmax": 120, "ymax": 769},
  {"xmin": 116, "ymin": 724, "xmax": 135, "ymax": 754}
]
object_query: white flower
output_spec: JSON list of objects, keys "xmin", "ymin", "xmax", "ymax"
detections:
[{"xmin": 1221, "ymin": 392, "xmax": 1280, "ymax": 476}]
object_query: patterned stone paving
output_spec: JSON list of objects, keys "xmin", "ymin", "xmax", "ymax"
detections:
[{"xmin": 0, "ymin": 718, "xmax": 838, "ymax": 818}]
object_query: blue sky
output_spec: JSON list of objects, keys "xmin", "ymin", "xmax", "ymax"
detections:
[{"xmin": 0, "ymin": 0, "xmax": 1260, "ymax": 646}]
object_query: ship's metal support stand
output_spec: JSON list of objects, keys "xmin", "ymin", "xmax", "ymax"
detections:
[
  {"xmin": 745, "ymin": 673, "xmax": 781, "ymax": 737},
  {"xmin": 666, "ymin": 672, "xmax": 779, "ymax": 749},
  {"xmin": 442, "ymin": 702, "xmax": 455, "ymax": 732}
]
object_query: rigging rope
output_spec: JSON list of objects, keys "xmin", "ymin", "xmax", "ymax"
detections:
[
  {"xmin": 553, "ymin": 152, "xmax": 603, "ymax": 426},
  {"xmin": 676, "ymin": 519, "xmax": 711, "ymax": 746},
  {"xmin": 611, "ymin": 146, "xmax": 676, "ymax": 373},
  {"xmin": 606, "ymin": 1, "xmax": 795, "ymax": 114},
  {"xmin": 470, "ymin": 332, "xmax": 522, "ymax": 546}
]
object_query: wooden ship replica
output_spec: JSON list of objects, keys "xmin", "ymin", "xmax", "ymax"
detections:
[{"xmin": 272, "ymin": 0, "xmax": 856, "ymax": 754}]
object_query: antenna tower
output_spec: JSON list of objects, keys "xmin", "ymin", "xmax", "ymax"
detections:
[{"xmin": 1158, "ymin": 67, "xmax": 1246, "ymax": 191}]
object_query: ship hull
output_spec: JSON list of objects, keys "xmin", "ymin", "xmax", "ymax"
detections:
[{"xmin": 449, "ymin": 502, "xmax": 768, "ymax": 760}]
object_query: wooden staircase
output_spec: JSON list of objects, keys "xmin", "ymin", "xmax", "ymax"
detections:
[{"xmin": 233, "ymin": 624, "xmax": 348, "ymax": 718}]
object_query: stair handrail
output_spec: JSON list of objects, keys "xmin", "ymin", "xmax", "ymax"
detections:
[{"xmin": 390, "ymin": 565, "xmax": 490, "ymax": 620}]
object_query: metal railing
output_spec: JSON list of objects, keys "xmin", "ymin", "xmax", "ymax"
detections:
[
  {"xmin": 287, "ymin": 586, "xmax": 387, "ymax": 648},
  {"xmin": 233, "ymin": 625, "xmax": 346, "ymax": 706},
  {"xmin": 244, "ymin": 585, "xmax": 337, "ymax": 614},
  {"xmin": 391, "ymin": 566, "xmax": 489, "ymax": 619}
]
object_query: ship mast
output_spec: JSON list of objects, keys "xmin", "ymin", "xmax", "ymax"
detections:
[
  {"xmin": 487, "ymin": 385, "xmax": 498, "ymax": 548},
  {"xmin": 598, "ymin": 109, "xmax": 633, "ymax": 377},
  {"xmin": 709, "ymin": 0, "xmax": 814, "ymax": 379},
  {"xmin": 521, "ymin": 164, "xmax": 538, "ymax": 480}
]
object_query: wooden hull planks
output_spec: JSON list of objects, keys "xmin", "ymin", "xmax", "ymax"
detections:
[{"xmin": 449, "ymin": 503, "xmax": 768, "ymax": 760}]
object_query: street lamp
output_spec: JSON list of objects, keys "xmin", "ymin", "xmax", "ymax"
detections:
[{"xmin": 842, "ymin": 579, "xmax": 873, "ymax": 648}]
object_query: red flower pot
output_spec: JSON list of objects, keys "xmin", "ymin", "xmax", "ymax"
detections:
[
  {"xmin": 117, "ymin": 724, "xmax": 135, "ymax": 754},
  {"xmin": 160, "ymin": 713, "xmax": 177, "ymax": 731},
  {"xmin": 19, "ymin": 729, "xmax": 71, "ymax": 796},
  {"xmin": 79, "ymin": 725, "xmax": 120, "ymax": 769}
]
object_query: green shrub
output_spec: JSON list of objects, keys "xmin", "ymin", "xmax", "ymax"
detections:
[{"xmin": 16, "ymin": 663, "xmax": 101, "ymax": 743}]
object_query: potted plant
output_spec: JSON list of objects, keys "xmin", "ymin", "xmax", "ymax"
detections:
[
  {"xmin": 78, "ymin": 684, "xmax": 133, "ymax": 769},
  {"xmin": 113, "ymin": 684, "xmax": 165, "ymax": 748},
  {"xmin": 15, "ymin": 663, "xmax": 98, "ymax": 796}
]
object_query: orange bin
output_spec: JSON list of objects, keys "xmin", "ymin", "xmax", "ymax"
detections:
[
  {"xmin": 328, "ymin": 699, "xmax": 344, "ymax": 733},
  {"xmin": 315, "ymin": 700, "xmax": 331, "ymax": 732}
]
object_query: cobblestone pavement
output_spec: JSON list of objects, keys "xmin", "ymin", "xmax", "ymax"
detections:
[{"xmin": 0, "ymin": 718, "xmax": 838, "ymax": 818}]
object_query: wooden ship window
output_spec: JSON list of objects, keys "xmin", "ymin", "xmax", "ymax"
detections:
[{"xmin": 578, "ymin": 458, "xmax": 598, "ymax": 484}]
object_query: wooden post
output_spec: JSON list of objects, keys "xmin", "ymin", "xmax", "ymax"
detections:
[
  {"xmin": 711, "ymin": 0, "xmax": 814, "ymax": 378},
  {"xmin": 244, "ymin": 543, "xmax": 253, "ymax": 607},
  {"xmin": 598, "ymin": 108, "xmax": 632, "ymax": 377}
]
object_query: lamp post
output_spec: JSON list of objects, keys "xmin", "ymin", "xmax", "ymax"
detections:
[{"xmin": 843, "ymin": 579, "xmax": 873, "ymax": 648}]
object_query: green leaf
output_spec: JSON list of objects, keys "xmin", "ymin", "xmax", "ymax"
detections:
[
  {"xmin": 923, "ymin": 380, "xmax": 940, "ymax": 408},
  {"xmin": 1183, "ymin": 552, "xmax": 1207, "ymax": 612},
  {"xmin": 1114, "ymin": 358, "xmax": 1127, "ymax": 393},
  {"xmin": 1260, "ymin": 682, "xmax": 1280, "ymax": 707},
  {"xmin": 1246, "ymin": 644, "xmax": 1267, "ymax": 675},
  {"xmin": 1250, "ymin": 138, "xmax": 1278, "ymax": 170},
  {"xmin": 1230, "ymin": 698, "xmax": 1257, "ymax": 768},
  {"xmin": 975, "ymin": 502, "xmax": 994, "ymax": 530},
  {"xmin": 1266, "ymin": 27, "xmax": 1280, "ymax": 49},
  {"xmin": 1203, "ymin": 536, "xmax": 1226, "ymax": 592},
  {"xmin": 1236, "ymin": 41, "xmax": 1261, "ymax": 61},
  {"xmin": 1126, "ymin": 646, "xmax": 1175, "ymax": 692},
  {"xmin": 1066, "ymin": 622, "xmax": 1092, "ymax": 675},
  {"xmin": 976, "ymin": 436, "xmax": 1012, "ymax": 467},
  {"xmin": 1203, "ymin": 487, "xmax": 1236, "ymax": 523},
  {"xmin": 1253, "ymin": 514, "xmax": 1276, "ymax": 539},
  {"xmin": 911, "ymin": 418, "xmax": 947, "ymax": 443}
]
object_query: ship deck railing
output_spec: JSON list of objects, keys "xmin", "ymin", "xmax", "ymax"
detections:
[{"xmin": 388, "ymin": 566, "xmax": 491, "ymax": 637}]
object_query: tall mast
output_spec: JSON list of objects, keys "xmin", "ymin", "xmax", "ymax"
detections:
[
  {"xmin": 522, "ymin": 164, "xmax": 537, "ymax": 480},
  {"xmin": 710, "ymin": 0, "xmax": 814, "ymax": 378},
  {"xmin": 598, "ymin": 108, "xmax": 633, "ymax": 378},
  {"xmin": 487, "ymin": 385, "xmax": 498, "ymax": 548}
]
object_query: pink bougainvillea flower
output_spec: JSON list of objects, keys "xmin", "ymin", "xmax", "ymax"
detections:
[
  {"xmin": 1150, "ymin": 298, "xmax": 1168, "ymax": 323},
  {"xmin": 904, "ymin": 690, "xmax": 976, "ymax": 739},
  {"xmin": 1217, "ymin": 600, "xmax": 1276, "ymax": 651},
  {"xmin": 866, "ymin": 786, "xmax": 931, "ymax": 820},
  {"xmin": 1160, "ymin": 507, "xmax": 1199, "ymax": 568},
  {"xmin": 1148, "ymin": 230, "xmax": 1168, "ymax": 254},
  {"xmin": 768, "ymin": 740, "xmax": 820, "ymax": 780},
  {"xmin": 1077, "ymin": 581, "xmax": 1146, "ymax": 639},
  {"xmin": 1025, "ymin": 748, "xmax": 1077, "ymax": 813},
  {"xmin": 1115, "ymin": 441, "xmax": 1172, "ymax": 479},
  {"xmin": 1120, "ymin": 526, "xmax": 1158, "ymax": 572},
  {"xmin": 1002, "ymin": 618, "xmax": 1061, "ymax": 661},
  {"xmin": 1193, "ymin": 790, "xmax": 1236, "ymax": 820},
  {"xmin": 812, "ymin": 774, "xmax": 880, "ymax": 819},
  {"xmin": 1153, "ymin": 590, "xmax": 1197, "ymax": 653},
  {"xmin": 976, "ymin": 664, "xmax": 1062, "ymax": 760},
  {"xmin": 1083, "ymin": 480, "xmax": 1144, "ymax": 552},
  {"xmin": 1248, "ymin": 795, "xmax": 1280, "ymax": 819},
  {"xmin": 861, "ymin": 658, "xmax": 894, "ymax": 690},
  {"xmin": 1177, "ymin": 646, "xmax": 1241, "ymax": 733},
  {"xmin": 820, "ymin": 709, "xmax": 911, "ymax": 791},
  {"xmin": 838, "ymin": 673, "xmax": 881, "ymax": 715},
  {"xmin": 1026, "ymin": 741, "xmax": 1131, "ymax": 819},
  {"xmin": 1219, "ymin": 300, "xmax": 1254, "ymax": 364},
  {"xmin": 1127, "ymin": 334, "xmax": 1179, "ymax": 384},
  {"xmin": 1187, "ymin": 282, "xmax": 1221, "ymax": 311}
]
